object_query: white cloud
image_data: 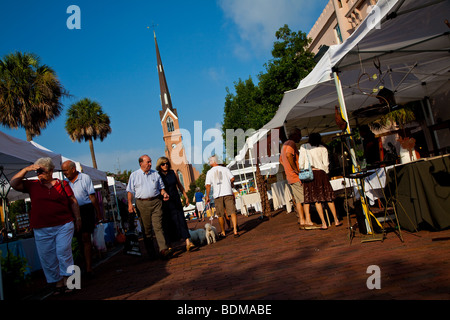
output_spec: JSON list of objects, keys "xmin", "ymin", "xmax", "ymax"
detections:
[
  {"xmin": 218, "ymin": 0, "xmax": 325, "ymax": 59},
  {"xmin": 205, "ymin": 66, "xmax": 226, "ymax": 83}
]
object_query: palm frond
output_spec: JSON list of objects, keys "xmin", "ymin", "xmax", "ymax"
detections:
[{"xmin": 0, "ymin": 51, "xmax": 68, "ymax": 140}]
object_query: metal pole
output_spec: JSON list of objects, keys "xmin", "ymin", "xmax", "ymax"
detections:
[
  {"xmin": 333, "ymin": 72, "xmax": 376, "ymax": 235},
  {"xmin": 0, "ymin": 199, "xmax": 5, "ymax": 300},
  {"xmin": 0, "ymin": 165, "xmax": 12, "ymax": 300},
  {"xmin": 249, "ymin": 148, "xmax": 258, "ymax": 192}
]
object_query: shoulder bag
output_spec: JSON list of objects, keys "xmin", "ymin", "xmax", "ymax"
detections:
[{"xmin": 298, "ymin": 145, "xmax": 314, "ymax": 182}]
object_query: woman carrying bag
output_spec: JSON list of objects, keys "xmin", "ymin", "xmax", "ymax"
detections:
[
  {"xmin": 299, "ymin": 133, "xmax": 342, "ymax": 230},
  {"xmin": 10, "ymin": 157, "xmax": 81, "ymax": 295}
]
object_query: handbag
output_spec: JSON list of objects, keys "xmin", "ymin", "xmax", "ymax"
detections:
[
  {"xmin": 298, "ymin": 145, "xmax": 314, "ymax": 182},
  {"xmin": 93, "ymin": 223, "xmax": 107, "ymax": 252},
  {"xmin": 115, "ymin": 227, "xmax": 126, "ymax": 244}
]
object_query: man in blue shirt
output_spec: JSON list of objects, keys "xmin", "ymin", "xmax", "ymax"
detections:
[
  {"xmin": 126, "ymin": 155, "xmax": 171, "ymax": 259},
  {"xmin": 62, "ymin": 160, "xmax": 102, "ymax": 277}
]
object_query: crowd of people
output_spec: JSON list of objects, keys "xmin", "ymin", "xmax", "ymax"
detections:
[
  {"xmin": 125, "ymin": 153, "xmax": 239, "ymax": 260},
  {"xmin": 9, "ymin": 131, "xmax": 342, "ymax": 295}
]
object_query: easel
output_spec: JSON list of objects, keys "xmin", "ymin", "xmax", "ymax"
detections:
[
  {"xmin": 334, "ymin": 71, "xmax": 386, "ymax": 244},
  {"xmin": 347, "ymin": 170, "xmax": 384, "ymax": 243},
  {"xmin": 334, "ymin": 134, "xmax": 384, "ymax": 244},
  {"xmin": 334, "ymin": 133, "xmax": 355, "ymax": 242}
]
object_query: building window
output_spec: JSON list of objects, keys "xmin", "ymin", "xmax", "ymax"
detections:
[
  {"xmin": 164, "ymin": 93, "xmax": 169, "ymax": 105},
  {"xmin": 334, "ymin": 23, "xmax": 343, "ymax": 44},
  {"xmin": 167, "ymin": 117, "xmax": 175, "ymax": 133},
  {"xmin": 177, "ymin": 170, "xmax": 185, "ymax": 189}
]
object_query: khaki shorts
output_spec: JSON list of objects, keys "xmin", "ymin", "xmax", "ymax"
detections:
[
  {"xmin": 289, "ymin": 181, "xmax": 304, "ymax": 204},
  {"xmin": 214, "ymin": 195, "xmax": 236, "ymax": 218}
]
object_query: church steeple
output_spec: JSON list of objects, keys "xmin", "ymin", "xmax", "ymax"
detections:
[
  {"xmin": 152, "ymin": 30, "xmax": 200, "ymax": 190},
  {"xmin": 154, "ymin": 31, "xmax": 177, "ymax": 120}
]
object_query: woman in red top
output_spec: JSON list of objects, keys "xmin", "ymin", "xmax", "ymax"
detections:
[{"xmin": 11, "ymin": 157, "xmax": 81, "ymax": 295}]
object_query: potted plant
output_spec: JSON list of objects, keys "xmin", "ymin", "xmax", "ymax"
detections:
[
  {"xmin": 369, "ymin": 105, "xmax": 418, "ymax": 163},
  {"xmin": 0, "ymin": 251, "xmax": 31, "ymax": 299}
]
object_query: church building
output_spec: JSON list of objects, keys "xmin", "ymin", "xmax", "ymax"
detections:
[{"xmin": 153, "ymin": 31, "xmax": 200, "ymax": 190}]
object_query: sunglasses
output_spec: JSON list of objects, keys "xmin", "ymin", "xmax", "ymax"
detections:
[
  {"xmin": 36, "ymin": 168, "xmax": 47, "ymax": 175},
  {"xmin": 161, "ymin": 163, "xmax": 169, "ymax": 166}
]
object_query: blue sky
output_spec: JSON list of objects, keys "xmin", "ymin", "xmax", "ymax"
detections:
[{"xmin": 0, "ymin": 0, "xmax": 328, "ymax": 173}]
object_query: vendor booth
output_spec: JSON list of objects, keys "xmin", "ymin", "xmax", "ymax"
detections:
[
  {"xmin": 0, "ymin": 130, "xmax": 115, "ymax": 299},
  {"xmin": 232, "ymin": 0, "xmax": 450, "ymax": 241},
  {"xmin": 227, "ymin": 129, "xmax": 282, "ymax": 216}
]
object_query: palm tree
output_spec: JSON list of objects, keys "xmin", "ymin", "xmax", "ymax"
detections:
[
  {"xmin": 65, "ymin": 98, "xmax": 111, "ymax": 169},
  {"xmin": 0, "ymin": 52, "xmax": 68, "ymax": 141}
]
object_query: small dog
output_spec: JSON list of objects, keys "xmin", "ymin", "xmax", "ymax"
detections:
[
  {"xmin": 205, "ymin": 223, "xmax": 217, "ymax": 245},
  {"xmin": 189, "ymin": 228, "xmax": 206, "ymax": 246}
]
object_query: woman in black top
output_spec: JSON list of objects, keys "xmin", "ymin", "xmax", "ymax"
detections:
[{"xmin": 156, "ymin": 157, "xmax": 195, "ymax": 252}]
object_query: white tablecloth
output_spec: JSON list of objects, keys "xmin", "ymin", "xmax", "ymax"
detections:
[
  {"xmin": 330, "ymin": 165, "xmax": 394, "ymax": 205},
  {"xmin": 270, "ymin": 180, "xmax": 293, "ymax": 212},
  {"xmin": 240, "ymin": 192, "xmax": 262, "ymax": 215}
]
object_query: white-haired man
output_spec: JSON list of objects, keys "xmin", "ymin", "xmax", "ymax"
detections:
[{"xmin": 205, "ymin": 155, "xmax": 239, "ymax": 238}]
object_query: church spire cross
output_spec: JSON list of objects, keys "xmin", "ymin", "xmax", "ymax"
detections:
[{"xmin": 153, "ymin": 29, "xmax": 175, "ymax": 120}]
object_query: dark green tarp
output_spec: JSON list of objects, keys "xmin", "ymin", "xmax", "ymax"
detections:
[{"xmin": 386, "ymin": 155, "xmax": 450, "ymax": 232}]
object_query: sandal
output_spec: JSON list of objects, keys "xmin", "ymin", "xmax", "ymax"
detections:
[
  {"xmin": 53, "ymin": 286, "xmax": 74, "ymax": 296},
  {"xmin": 186, "ymin": 242, "xmax": 195, "ymax": 252},
  {"xmin": 304, "ymin": 224, "xmax": 321, "ymax": 230}
]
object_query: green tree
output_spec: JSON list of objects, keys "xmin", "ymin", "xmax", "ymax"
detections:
[
  {"xmin": 65, "ymin": 98, "xmax": 111, "ymax": 169},
  {"xmin": 258, "ymin": 25, "xmax": 315, "ymax": 124},
  {"xmin": 107, "ymin": 169, "xmax": 132, "ymax": 184},
  {"xmin": 223, "ymin": 78, "xmax": 261, "ymax": 159},
  {"xmin": 222, "ymin": 25, "xmax": 315, "ymax": 157},
  {"xmin": 223, "ymin": 77, "xmax": 261, "ymax": 131},
  {"xmin": 0, "ymin": 52, "xmax": 68, "ymax": 141}
]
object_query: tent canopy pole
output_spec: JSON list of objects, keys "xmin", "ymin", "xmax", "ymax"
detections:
[{"xmin": 333, "ymin": 71, "xmax": 382, "ymax": 236}]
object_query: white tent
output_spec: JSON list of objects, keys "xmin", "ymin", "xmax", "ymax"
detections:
[
  {"xmin": 229, "ymin": 0, "xmax": 450, "ymax": 232},
  {"xmin": 1, "ymin": 132, "xmax": 107, "ymax": 201},
  {"xmin": 0, "ymin": 130, "xmax": 63, "ymax": 245},
  {"xmin": 0, "ymin": 130, "xmax": 62, "ymax": 182},
  {"xmin": 107, "ymin": 176, "xmax": 127, "ymax": 199},
  {"xmin": 30, "ymin": 141, "xmax": 107, "ymax": 185},
  {"xmin": 262, "ymin": 0, "xmax": 450, "ymax": 136}
]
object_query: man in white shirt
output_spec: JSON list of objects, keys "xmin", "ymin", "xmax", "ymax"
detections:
[{"xmin": 205, "ymin": 155, "xmax": 239, "ymax": 238}]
